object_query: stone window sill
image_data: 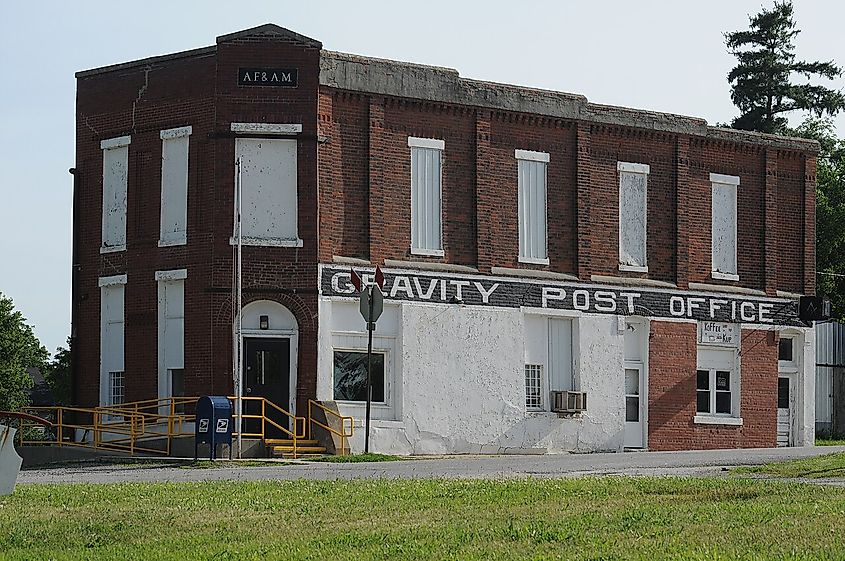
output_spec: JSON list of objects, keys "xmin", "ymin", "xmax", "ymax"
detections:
[{"xmin": 694, "ymin": 415, "xmax": 743, "ymax": 426}]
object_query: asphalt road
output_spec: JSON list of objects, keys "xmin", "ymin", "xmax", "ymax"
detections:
[{"xmin": 16, "ymin": 445, "xmax": 845, "ymax": 485}]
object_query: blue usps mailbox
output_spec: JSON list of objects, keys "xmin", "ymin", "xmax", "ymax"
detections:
[{"xmin": 195, "ymin": 396, "xmax": 233, "ymax": 460}]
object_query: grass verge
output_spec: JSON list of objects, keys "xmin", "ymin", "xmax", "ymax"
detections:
[
  {"xmin": 3, "ymin": 478, "xmax": 845, "ymax": 560},
  {"xmin": 734, "ymin": 451, "xmax": 845, "ymax": 478},
  {"xmin": 306, "ymin": 452, "xmax": 402, "ymax": 463},
  {"xmin": 816, "ymin": 438, "xmax": 845, "ymax": 446}
]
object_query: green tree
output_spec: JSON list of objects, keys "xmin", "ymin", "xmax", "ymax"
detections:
[
  {"xmin": 725, "ymin": 1, "xmax": 845, "ymax": 134},
  {"xmin": 44, "ymin": 339, "xmax": 73, "ymax": 406},
  {"xmin": 790, "ymin": 118, "xmax": 845, "ymax": 318},
  {"xmin": 0, "ymin": 292, "xmax": 49, "ymax": 411}
]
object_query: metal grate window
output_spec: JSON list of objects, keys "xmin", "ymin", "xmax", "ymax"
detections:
[
  {"xmin": 525, "ymin": 364, "xmax": 543, "ymax": 409},
  {"xmin": 109, "ymin": 371, "xmax": 125, "ymax": 406}
]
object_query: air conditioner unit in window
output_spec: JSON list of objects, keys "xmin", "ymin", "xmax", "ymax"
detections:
[{"xmin": 550, "ymin": 390, "xmax": 587, "ymax": 414}]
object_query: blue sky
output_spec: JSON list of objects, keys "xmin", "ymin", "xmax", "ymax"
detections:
[{"xmin": 1, "ymin": 0, "xmax": 843, "ymax": 355}]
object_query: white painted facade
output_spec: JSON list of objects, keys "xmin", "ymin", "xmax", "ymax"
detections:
[{"xmin": 317, "ymin": 296, "xmax": 641, "ymax": 454}]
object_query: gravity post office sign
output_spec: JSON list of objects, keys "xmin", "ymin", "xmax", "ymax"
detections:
[
  {"xmin": 320, "ymin": 265, "xmax": 806, "ymax": 327},
  {"xmin": 238, "ymin": 68, "xmax": 298, "ymax": 87}
]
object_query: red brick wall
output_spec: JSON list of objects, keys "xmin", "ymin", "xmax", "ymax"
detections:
[
  {"xmin": 73, "ymin": 34, "xmax": 322, "ymax": 413},
  {"xmin": 648, "ymin": 321, "xmax": 777, "ymax": 450}
]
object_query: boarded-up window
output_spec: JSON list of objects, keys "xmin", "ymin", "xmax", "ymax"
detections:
[
  {"xmin": 710, "ymin": 173, "xmax": 740, "ymax": 278},
  {"xmin": 159, "ymin": 127, "xmax": 190, "ymax": 246},
  {"xmin": 517, "ymin": 150, "xmax": 549, "ymax": 263},
  {"xmin": 235, "ymin": 138, "xmax": 298, "ymax": 244},
  {"xmin": 157, "ymin": 270, "xmax": 185, "ymax": 400},
  {"xmin": 101, "ymin": 136, "xmax": 130, "ymax": 251},
  {"xmin": 99, "ymin": 276, "xmax": 126, "ymax": 407},
  {"xmin": 409, "ymin": 137, "xmax": 444, "ymax": 255},
  {"xmin": 618, "ymin": 162, "xmax": 649, "ymax": 270}
]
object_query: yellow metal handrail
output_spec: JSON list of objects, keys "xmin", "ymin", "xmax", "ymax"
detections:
[{"xmin": 307, "ymin": 400, "xmax": 354, "ymax": 456}]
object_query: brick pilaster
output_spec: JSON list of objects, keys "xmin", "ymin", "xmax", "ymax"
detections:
[
  {"xmin": 368, "ymin": 97, "xmax": 385, "ymax": 264},
  {"xmin": 475, "ymin": 110, "xmax": 493, "ymax": 272},
  {"xmin": 804, "ymin": 155, "xmax": 817, "ymax": 295},
  {"xmin": 675, "ymin": 136, "xmax": 690, "ymax": 289},
  {"xmin": 764, "ymin": 149, "xmax": 778, "ymax": 296},
  {"xmin": 576, "ymin": 122, "xmax": 592, "ymax": 281}
]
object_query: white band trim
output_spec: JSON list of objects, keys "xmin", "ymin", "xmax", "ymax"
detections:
[
  {"xmin": 155, "ymin": 269, "xmax": 188, "ymax": 281},
  {"xmin": 515, "ymin": 149, "xmax": 550, "ymax": 163},
  {"xmin": 230, "ymin": 123, "xmax": 302, "ymax": 134},
  {"xmin": 100, "ymin": 136, "xmax": 131, "ymax": 150},
  {"xmin": 694, "ymin": 415, "xmax": 743, "ymax": 426},
  {"xmin": 618, "ymin": 162, "xmax": 650, "ymax": 174},
  {"xmin": 710, "ymin": 172, "xmax": 740, "ymax": 186},
  {"xmin": 160, "ymin": 126, "xmax": 192, "ymax": 140},
  {"xmin": 408, "ymin": 137, "xmax": 445, "ymax": 150},
  {"xmin": 98, "ymin": 274, "xmax": 127, "ymax": 287}
]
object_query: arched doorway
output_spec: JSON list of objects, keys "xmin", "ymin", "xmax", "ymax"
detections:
[{"xmin": 239, "ymin": 300, "xmax": 299, "ymax": 433}]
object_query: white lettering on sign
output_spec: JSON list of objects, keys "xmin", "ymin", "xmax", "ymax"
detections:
[
  {"xmin": 323, "ymin": 269, "xmax": 799, "ymax": 325},
  {"xmin": 699, "ymin": 322, "xmax": 739, "ymax": 345},
  {"xmin": 542, "ymin": 287, "xmax": 566, "ymax": 308},
  {"xmin": 198, "ymin": 419, "xmax": 209, "ymax": 433},
  {"xmin": 216, "ymin": 419, "xmax": 229, "ymax": 433}
]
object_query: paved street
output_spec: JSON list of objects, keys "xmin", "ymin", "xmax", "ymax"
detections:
[{"xmin": 17, "ymin": 446, "xmax": 845, "ymax": 485}]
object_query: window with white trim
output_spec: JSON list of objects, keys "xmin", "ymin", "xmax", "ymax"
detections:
[
  {"xmin": 525, "ymin": 364, "xmax": 543, "ymax": 409},
  {"xmin": 101, "ymin": 136, "xmax": 130, "ymax": 252},
  {"xmin": 156, "ymin": 270, "xmax": 185, "ymax": 403},
  {"xmin": 524, "ymin": 315, "xmax": 575, "ymax": 411},
  {"xmin": 409, "ymin": 137, "xmax": 444, "ymax": 255},
  {"xmin": 333, "ymin": 350, "xmax": 386, "ymax": 403},
  {"xmin": 618, "ymin": 162, "xmax": 649, "ymax": 271},
  {"xmin": 109, "ymin": 371, "xmax": 125, "ymax": 407},
  {"xmin": 159, "ymin": 126, "xmax": 191, "ymax": 246},
  {"xmin": 516, "ymin": 150, "xmax": 549, "ymax": 263},
  {"xmin": 695, "ymin": 322, "xmax": 741, "ymax": 422},
  {"xmin": 234, "ymin": 137, "xmax": 300, "ymax": 246},
  {"xmin": 99, "ymin": 275, "xmax": 126, "ymax": 407},
  {"xmin": 710, "ymin": 173, "xmax": 740, "ymax": 280}
]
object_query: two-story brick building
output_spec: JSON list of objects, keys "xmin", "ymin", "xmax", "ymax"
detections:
[{"xmin": 72, "ymin": 24, "xmax": 818, "ymax": 454}]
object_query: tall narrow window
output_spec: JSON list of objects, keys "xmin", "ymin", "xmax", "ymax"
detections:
[
  {"xmin": 100, "ymin": 136, "xmax": 130, "ymax": 252},
  {"xmin": 618, "ymin": 162, "xmax": 649, "ymax": 271},
  {"xmin": 710, "ymin": 173, "xmax": 740, "ymax": 280},
  {"xmin": 548, "ymin": 318, "xmax": 573, "ymax": 392},
  {"xmin": 156, "ymin": 270, "xmax": 186, "ymax": 401},
  {"xmin": 99, "ymin": 275, "xmax": 126, "ymax": 407},
  {"xmin": 516, "ymin": 150, "xmax": 549, "ymax": 263},
  {"xmin": 159, "ymin": 126, "xmax": 191, "ymax": 246},
  {"xmin": 234, "ymin": 136, "xmax": 300, "ymax": 246},
  {"xmin": 409, "ymin": 137, "xmax": 444, "ymax": 256},
  {"xmin": 524, "ymin": 364, "xmax": 543, "ymax": 409}
]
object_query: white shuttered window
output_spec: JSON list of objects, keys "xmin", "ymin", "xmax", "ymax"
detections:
[
  {"xmin": 156, "ymin": 270, "xmax": 186, "ymax": 400},
  {"xmin": 159, "ymin": 127, "xmax": 191, "ymax": 246},
  {"xmin": 516, "ymin": 150, "xmax": 549, "ymax": 263},
  {"xmin": 710, "ymin": 173, "xmax": 740, "ymax": 280},
  {"xmin": 409, "ymin": 137, "xmax": 444, "ymax": 255},
  {"xmin": 235, "ymin": 138, "xmax": 300, "ymax": 246},
  {"xmin": 101, "ymin": 136, "xmax": 130, "ymax": 252},
  {"xmin": 99, "ymin": 275, "xmax": 126, "ymax": 407},
  {"xmin": 618, "ymin": 162, "xmax": 649, "ymax": 271}
]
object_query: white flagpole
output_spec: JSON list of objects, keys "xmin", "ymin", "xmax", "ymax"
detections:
[{"xmin": 235, "ymin": 157, "xmax": 244, "ymax": 459}]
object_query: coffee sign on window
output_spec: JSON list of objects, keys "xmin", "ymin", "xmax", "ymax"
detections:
[{"xmin": 698, "ymin": 322, "xmax": 739, "ymax": 346}]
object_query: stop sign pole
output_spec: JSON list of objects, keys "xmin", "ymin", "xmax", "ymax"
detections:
[{"xmin": 352, "ymin": 266, "xmax": 384, "ymax": 454}]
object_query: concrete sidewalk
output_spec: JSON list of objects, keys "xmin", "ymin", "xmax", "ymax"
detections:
[{"xmin": 17, "ymin": 445, "xmax": 845, "ymax": 485}]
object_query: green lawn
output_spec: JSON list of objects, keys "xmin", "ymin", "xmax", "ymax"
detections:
[
  {"xmin": 734, "ymin": 451, "xmax": 845, "ymax": 478},
  {"xmin": 3, "ymin": 478, "xmax": 845, "ymax": 560},
  {"xmin": 816, "ymin": 438, "xmax": 845, "ymax": 446}
]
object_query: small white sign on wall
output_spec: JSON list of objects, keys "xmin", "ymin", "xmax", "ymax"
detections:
[{"xmin": 698, "ymin": 322, "xmax": 739, "ymax": 346}]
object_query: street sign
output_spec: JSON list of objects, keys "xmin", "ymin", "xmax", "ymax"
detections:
[
  {"xmin": 359, "ymin": 285, "xmax": 384, "ymax": 323},
  {"xmin": 374, "ymin": 265, "xmax": 385, "ymax": 290},
  {"xmin": 350, "ymin": 269, "xmax": 363, "ymax": 292}
]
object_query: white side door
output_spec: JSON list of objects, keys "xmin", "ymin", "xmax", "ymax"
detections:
[{"xmin": 777, "ymin": 374, "xmax": 795, "ymax": 447}]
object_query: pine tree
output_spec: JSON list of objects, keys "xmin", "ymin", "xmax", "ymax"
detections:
[{"xmin": 726, "ymin": 1, "xmax": 845, "ymax": 134}]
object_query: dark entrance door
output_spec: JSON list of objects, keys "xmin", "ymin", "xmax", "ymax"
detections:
[{"xmin": 243, "ymin": 338, "xmax": 290, "ymax": 437}]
